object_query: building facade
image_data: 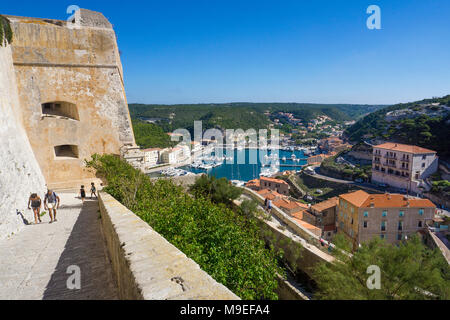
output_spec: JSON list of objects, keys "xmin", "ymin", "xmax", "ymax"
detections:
[
  {"xmin": 371, "ymin": 143, "xmax": 438, "ymax": 194},
  {"xmin": 337, "ymin": 190, "xmax": 435, "ymax": 247},
  {"xmin": 143, "ymin": 148, "xmax": 161, "ymax": 167},
  {"xmin": 259, "ymin": 177, "xmax": 290, "ymax": 196}
]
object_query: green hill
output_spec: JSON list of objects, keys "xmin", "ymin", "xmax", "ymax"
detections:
[
  {"xmin": 344, "ymin": 95, "xmax": 450, "ymax": 158},
  {"xmin": 129, "ymin": 103, "xmax": 385, "ymax": 134}
]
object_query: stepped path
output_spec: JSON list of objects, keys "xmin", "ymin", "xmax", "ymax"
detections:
[{"xmin": 0, "ymin": 192, "xmax": 118, "ymax": 300}]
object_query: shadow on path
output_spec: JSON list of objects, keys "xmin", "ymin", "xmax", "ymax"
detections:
[{"xmin": 42, "ymin": 200, "xmax": 118, "ymax": 300}]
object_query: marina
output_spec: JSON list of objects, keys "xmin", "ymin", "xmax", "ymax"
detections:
[{"xmin": 180, "ymin": 148, "xmax": 310, "ymax": 181}]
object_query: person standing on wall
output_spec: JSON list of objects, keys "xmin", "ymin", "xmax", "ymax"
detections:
[
  {"xmin": 44, "ymin": 190, "xmax": 60, "ymax": 223},
  {"xmin": 28, "ymin": 193, "xmax": 42, "ymax": 224}
]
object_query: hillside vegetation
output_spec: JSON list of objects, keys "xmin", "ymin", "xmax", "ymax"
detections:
[
  {"xmin": 345, "ymin": 95, "xmax": 450, "ymax": 158},
  {"xmin": 132, "ymin": 119, "xmax": 176, "ymax": 149},
  {"xmin": 86, "ymin": 154, "xmax": 283, "ymax": 300},
  {"xmin": 129, "ymin": 103, "xmax": 385, "ymax": 134}
]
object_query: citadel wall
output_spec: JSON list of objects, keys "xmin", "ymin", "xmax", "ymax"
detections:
[
  {"xmin": 0, "ymin": 45, "xmax": 46, "ymax": 239},
  {"xmin": 7, "ymin": 10, "xmax": 135, "ymax": 190}
]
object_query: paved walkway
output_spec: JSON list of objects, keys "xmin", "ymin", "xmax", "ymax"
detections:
[{"xmin": 0, "ymin": 192, "xmax": 118, "ymax": 300}]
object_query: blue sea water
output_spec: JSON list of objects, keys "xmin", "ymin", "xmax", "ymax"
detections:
[{"xmin": 181, "ymin": 148, "xmax": 308, "ymax": 182}]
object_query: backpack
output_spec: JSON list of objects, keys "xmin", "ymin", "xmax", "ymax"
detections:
[{"xmin": 46, "ymin": 192, "xmax": 57, "ymax": 203}]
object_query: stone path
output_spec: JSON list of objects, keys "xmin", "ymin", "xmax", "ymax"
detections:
[{"xmin": 0, "ymin": 192, "xmax": 118, "ymax": 300}]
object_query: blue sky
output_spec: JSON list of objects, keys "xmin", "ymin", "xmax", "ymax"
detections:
[{"xmin": 1, "ymin": 0, "xmax": 449, "ymax": 105}]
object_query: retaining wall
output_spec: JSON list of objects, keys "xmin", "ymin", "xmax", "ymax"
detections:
[{"xmin": 98, "ymin": 192, "xmax": 239, "ymax": 300}]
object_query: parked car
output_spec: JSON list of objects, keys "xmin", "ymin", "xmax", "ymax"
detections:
[
  {"xmin": 377, "ymin": 183, "xmax": 387, "ymax": 188},
  {"xmin": 355, "ymin": 178, "xmax": 363, "ymax": 183}
]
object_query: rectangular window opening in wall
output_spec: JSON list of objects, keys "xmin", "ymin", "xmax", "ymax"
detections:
[
  {"xmin": 54, "ymin": 145, "xmax": 79, "ymax": 159},
  {"xmin": 41, "ymin": 102, "xmax": 80, "ymax": 121}
]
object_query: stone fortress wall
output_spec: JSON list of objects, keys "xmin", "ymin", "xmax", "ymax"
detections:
[
  {"xmin": 0, "ymin": 45, "xmax": 46, "ymax": 239},
  {"xmin": 0, "ymin": 9, "xmax": 135, "ymax": 238},
  {"xmin": 7, "ymin": 9, "xmax": 135, "ymax": 190}
]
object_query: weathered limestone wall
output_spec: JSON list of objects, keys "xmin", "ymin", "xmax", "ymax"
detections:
[
  {"xmin": 0, "ymin": 45, "xmax": 46, "ymax": 239},
  {"xmin": 8, "ymin": 11, "xmax": 135, "ymax": 189},
  {"xmin": 98, "ymin": 192, "xmax": 240, "ymax": 300}
]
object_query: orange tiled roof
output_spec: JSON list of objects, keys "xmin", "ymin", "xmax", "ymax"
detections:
[
  {"xmin": 339, "ymin": 190, "xmax": 370, "ymax": 207},
  {"xmin": 245, "ymin": 179, "xmax": 260, "ymax": 187},
  {"xmin": 339, "ymin": 190, "xmax": 436, "ymax": 208},
  {"xmin": 311, "ymin": 197, "xmax": 339, "ymax": 212},
  {"xmin": 374, "ymin": 142, "xmax": 436, "ymax": 154},
  {"xmin": 260, "ymin": 176, "xmax": 288, "ymax": 185},
  {"xmin": 257, "ymin": 189, "xmax": 285, "ymax": 200},
  {"xmin": 273, "ymin": 198, "xmax": 308, "ymax": 210},
  {"xmin": 294, "ymin": 219, "xmax": 321, "ymax": 233},
  {"xmin": 360, "ymin": 194, "xmax": 435, "ymax": 208}
]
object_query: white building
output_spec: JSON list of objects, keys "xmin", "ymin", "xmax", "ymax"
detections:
[
  {"xmin": 142, "ymin": 148, "xmax": 161, "ymax": 167},
  {"xmin": 160, "ymin": 145, "xmax": 190, "ymax": 164},
  {"xmin": 372, "ymin": 143, "xmax": 438, "ymax": 194},
  {"xmin": 160, "ymin": 148, "xmax": 178, "ymax": 164}
]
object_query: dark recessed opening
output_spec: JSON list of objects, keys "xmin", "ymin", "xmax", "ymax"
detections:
[
  {"xmin": 54, "ymin": 145, "xmax": 79, "ymax": 159},
  {"xmin": 42, "ymin": 101, "xmax": 80, "ymax": 121}
]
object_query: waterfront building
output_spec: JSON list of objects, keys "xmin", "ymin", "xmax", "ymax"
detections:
[
  {"xmin": 142, "ymin": 148, "xmax": 161, "ymax": 167},
  {"xmin": 371, "ymin": 143, "xmax": 438, "ymax": 194},
  {"xmin": 336, "ymin": 190, "xmax": 435, "ymax": 247}
]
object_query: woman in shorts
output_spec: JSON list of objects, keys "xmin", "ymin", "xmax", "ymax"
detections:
[{"xmin": 28, "ymin": 193, "xmax": 42, "ymax": 224}]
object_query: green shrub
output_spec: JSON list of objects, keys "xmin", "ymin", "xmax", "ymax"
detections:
[{"xmin": 86, "ymin": 154, "xmax": 282, "ymax": 299}]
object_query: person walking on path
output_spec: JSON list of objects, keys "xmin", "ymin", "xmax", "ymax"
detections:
[
  {"xmin": 27, "ymin": 193, "xmax": 42, "ymax": 224},
  {"xmin": 44, "ymin": 190, "xmax": 60, "ymax": 223},
  {"xmin": 267, "ymin": 199, "xmax": 272, "ymax": 214},
  {"xmin": 264, "ymin": 198, "xmax": 268, "ymax": 211},
  {"xmin": 79, "ymin": 185, "xmax": 86, "ymax": 203},
  {"xmin": 90, "ymin": 182, "xmax": 97, "ymax": 199}
]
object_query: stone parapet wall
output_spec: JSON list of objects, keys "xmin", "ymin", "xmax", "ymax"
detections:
[{"xmin": 98, "ymin": 192, "xmax": 239, "ymax": 300}]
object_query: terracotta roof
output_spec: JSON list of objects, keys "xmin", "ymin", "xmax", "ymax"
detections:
[
  {"xmin": 245, "ymin": 179, "xmax": 260, "ymax": 187},
  {"xmin": 374, "ymin": 142, "xmax": 436, "ymax": 154},
  {"xmin": 311, "ymin": 197, "xmax": 339, "ymax": 212},
  {"xmin": 339, "ymin": 190, "xmax": 370, "ymax": 207},
  {"xmin": 257, "ymin": 189, "xmax": 285, "ymax": 200},
  {"xmin": 360, "ymin": 194, "xmax": 435, "ymax": 208},
  {"xmin": 273, "ymin": 198, "xmax": 308, "ymax": 210},
  {"xmin": 339, "ymin": 190, "xmax": 436, "ymax": 208},
  {"xmin": 260, "ymin": 176, "xmax": 288, "ymax": 185},
  {"xmin": 293, "ymin": 218, "xmax": 321, "ymax": 233},
  {"xmin": 291, "ymin": 210, "xmax": 305, "ymax": 220}
]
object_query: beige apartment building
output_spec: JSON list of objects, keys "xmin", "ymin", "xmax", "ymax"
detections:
[
  {"xmin": 372, "ymin": 143, "xmax": 438, "ymax": 194},
  {"xmin": 337, "ymin": 190, "xmax": 435, "ymax": 247},
  {"xmin": 259, "ymin": 177, "xmax": 290, "ymax": 196}
]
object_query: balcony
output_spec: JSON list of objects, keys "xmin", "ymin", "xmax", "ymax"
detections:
[
  {"xmin": 384, "ymin": 154, "xmax": 397, "ymax": 159},
  {"xmin": 384, "ymin": 162, "xmax": 397, "ymax": 168}
]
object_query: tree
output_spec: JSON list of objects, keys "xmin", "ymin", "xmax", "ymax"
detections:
[
  {"xmin": 86, "ymin": 154, "xmax": 283, "ymax": 300},
  {"xmin": 312, "ymin": 234, "xmax": 450, "ymax": 300},
  {"xmin": 190, "ymin": 174, "xmax": 242, "ymax": 205},
  {"xmin": 0, "ymin": 15, "xmax": 13, "ymax": 46}
]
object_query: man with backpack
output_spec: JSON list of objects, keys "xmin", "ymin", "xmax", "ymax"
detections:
[{"xmin": 44, "ymin": 190, "xmax": 60, "ymax": 223}]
